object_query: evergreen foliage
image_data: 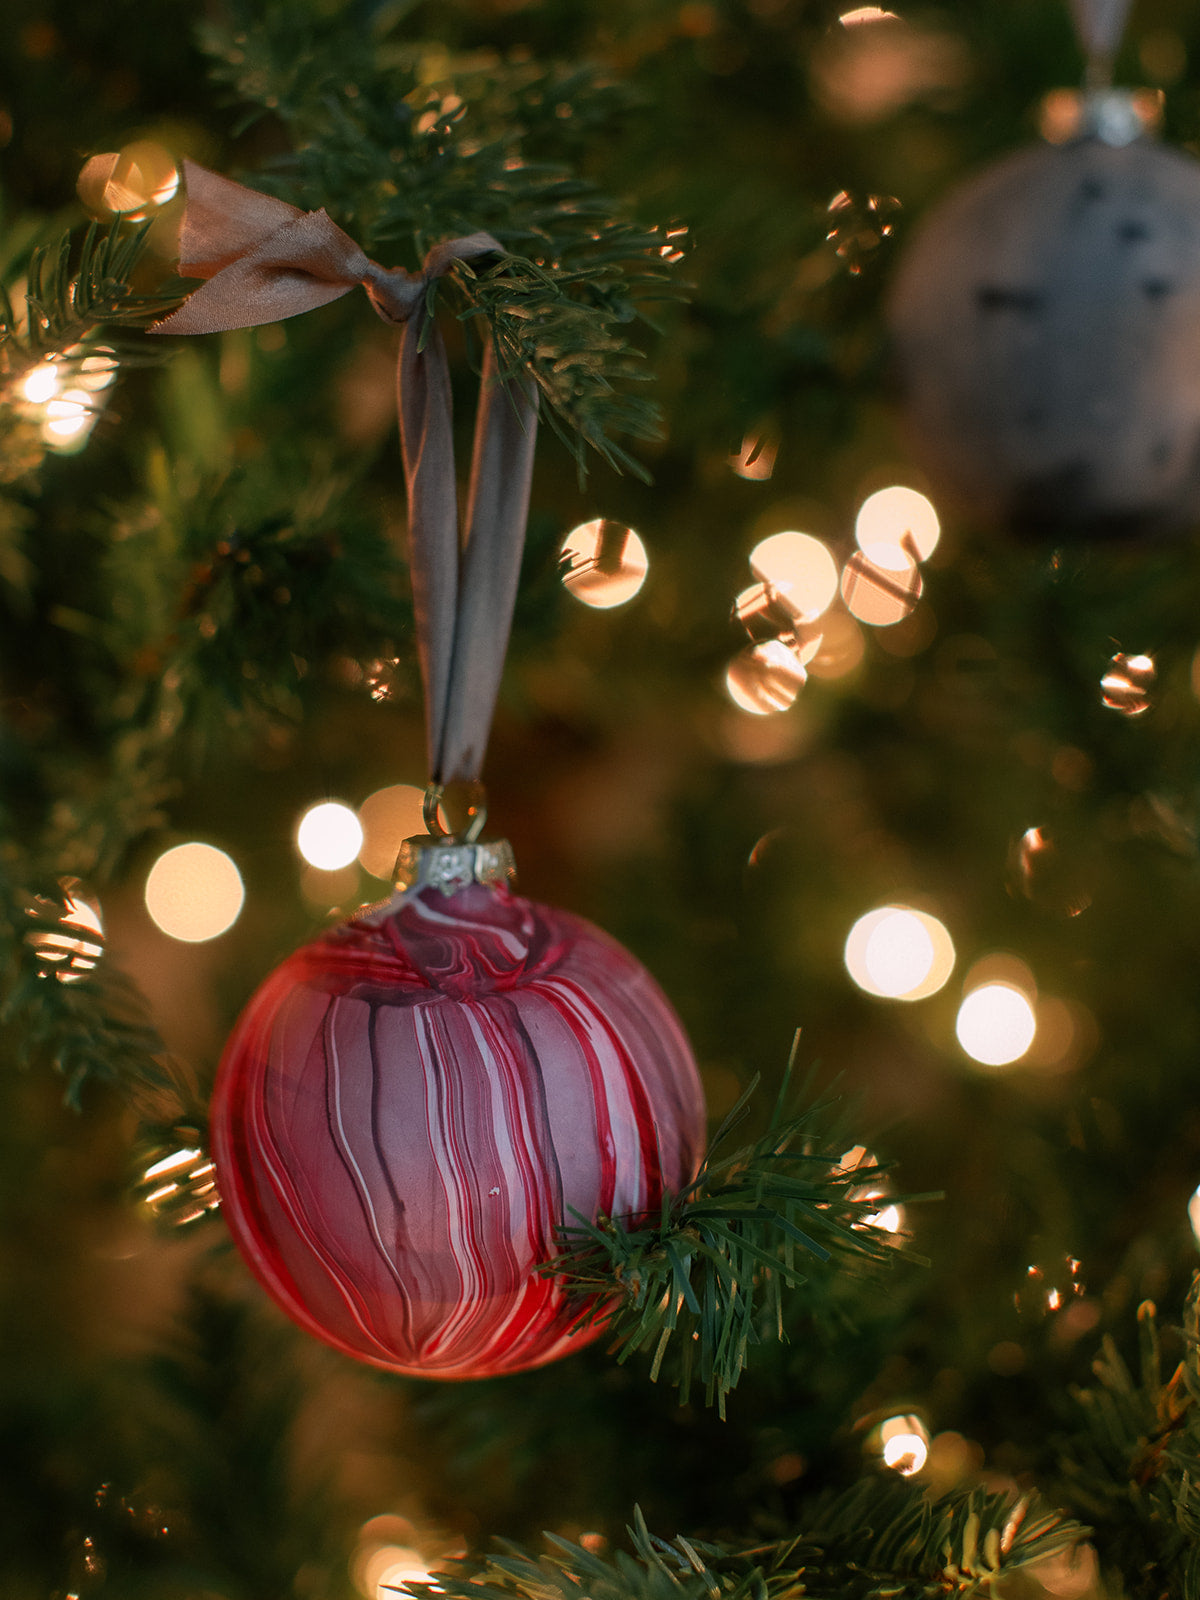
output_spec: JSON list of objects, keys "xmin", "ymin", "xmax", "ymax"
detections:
[
  {"xmin": 551, "ymin": 1059, "xmax": 927, "ymax": 1413},
  {"xmin": 5, "ymin": 1, "xmax": 1200, "ymax": 1597}
]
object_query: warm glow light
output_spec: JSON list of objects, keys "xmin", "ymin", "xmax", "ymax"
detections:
[
  {"xmin": 77, "ymin": 141, "xmax": 179, "ymax": 221},
  {"xmin": 866, "ymin": 1201, "xmax": 905, "ymax": 1235},
  {"xmin": 730, "ymin": 432, "xmax": 778, "ymax": 480},
  {"xmin": 358, "ymin": 784, "xmax": 429, "ymax": 880},
  {"xmin": 76, "ymin": 352, "xmax": 118, "ymax": 392},
  {"xmin": 44, "ymin": 391, "xmax": 92, "ymax": 440},
  {"xmin": 27, "ymin": 885, "xmax": 105, "ymax": 983},
  {"xmin": 879, "ymin": 1414, "xmax": 929, "ymax": 1476},
  {"xmin": 840, "ymin": 5, "xmax": 900, "ymax": 22},
  {"xmin": 725, "ymin": 639, "xmax": 806, "ymax": 714},
  {"xmin": 140, "ymin": 1145, "xmax": 220, "ymax": 1224},
  {"xmin": 22, "ymin": 363, "xmax": 59, "ymax": 404},
  {"xmin": 844, "ymin": 906, "xmax": 955, "ymax": 1001},
  {"xmin": 560, "ymin": 519, "xmax": 648, "ymax": 608},
  {"xmin": 297, "ymin": 801, "xmax": 364, "ymax": 870},
  {"xmin": 362, "ymin": 1547, "xmax": 436, "ymax": 1600},
  {"xmin": 749, "ymin": 532, "xmax": 839, "ymax": 622},
  {"xmin": 855, "ymin": 486, "xmax": 940, "ymax": 561},
  {"xmin": 841, "ymin": 542, "xmax": 922, "ymax": 626},
  {"xmin": 1101, "ymin": 651, "xmax": 1155, "ymax": 715},
  {"xmin": 956, "ymin": 983, "xmax": 1038, "ymax": 1066},
  {"xmin": 807, "ymin": 607, "xmax": 865, "ymax": 679},
  {"xmin": 1189, "ymin": 1185, "xmax": 1200, "ymax": 1248},
  {"xmin": 144, "ymin": 842, "xmax": 245, "ymax": 942}
]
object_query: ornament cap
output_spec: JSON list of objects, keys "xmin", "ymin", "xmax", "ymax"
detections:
[
  {"xmin": 392, "ymin": 834, "xmax": 517, "ymax": 895},
  {"xmin": 1079, "ymin": 87, "xmax": 1155, "ymax": 147}
]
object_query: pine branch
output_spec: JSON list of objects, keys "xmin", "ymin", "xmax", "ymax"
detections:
[
  {"xmin": 197, "ymin": 6, "xmax": 687, "ymax": 479},
  {"xmin": 418, "ymin": 1483, "xmax": 1087, "ymax": 1600},
  {"xmin": 1051, "ymin": 1274, "xmax": 1200, "ymax": 1597},
  {"xmin": 1, "ymin": 216, "xmax": 185, "ymax": 390},
  {"xmin": 546, "ymin": 1046, "xmax": 932, "ymax": 1413},
  {"xmin": 0, "ymin": 870, "xmax": 175, "ymax": 1113}
]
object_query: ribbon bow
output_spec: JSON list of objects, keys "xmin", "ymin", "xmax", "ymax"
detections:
[{"xmin": 153, "ymin": 160, "xmax": 538, "ymax": 787}]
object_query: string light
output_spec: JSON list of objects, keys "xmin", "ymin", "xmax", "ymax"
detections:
[
  {"xmin": 351, "ymin": 1518, "xmax": 444, "ymax": 1600},
  {"xmin": 844, "ymin": 906, "xmax": 955, "ymax": 1000},
  {"xmin": 1100, "ymin": 652, "xmax": 1155, "ymax": 715},
  {"xmin": 878, "ymin": 1414, "xmax": 929, "ymax": 1476},
  {"xmin": 729, "ymin": 432, "xmax": 778, "ymax": 480},
  {"xmin": 835, "ymin": 1146, "xmax": 907, "ymax": 1240},
  {"xmin": 560, "ymin": 519, "xmax": 648, "ymax": 608},
  {"xmin": 296, "ymin": 802, "xmax": 364, "ymax": 870},
  {"xmin": 748, "ymin": 532, "xmax": 839, "ymax": 622},
  {"xmin": 956, "ymin": 982, "xmax": 1038, "ymax": 1066},
  {"xmin": 22, "ymin": 362, "xmax": 59, "ymax": 405},
  {"xmin": 76, "ymin": 140, "xmax": 179, "ymax": 221},
  {"xmin": 841, "ymin": 542, "xmax": 922, "ymax": 626},
  {"xmin": 139, "ymin": 1144, "xmax": 220, "ymax": 1225},
  {"xmin": 806, "ymin": 607, "xmax": 865, "ymax": 679},
  {"xmin": 358, "ymin": 785, "xmax": 429, "ymax": 880},
  {"xmin": 15, "ymin": 346, "xmax": 118, "ymax": 451},
  {"xmin": 144, "ymin": 842, "xmax": 245, "ymax": 942},
  {"xmin": 855, "ymin": 486, "xmax": 940, "ymax": 561},
  {"xmin": 725, "ymin": 639, "xmax": 807, "ymax": 714},
  {"xmin": 26, "ymin": 883, "xmax": 105, "ymax": 983}
]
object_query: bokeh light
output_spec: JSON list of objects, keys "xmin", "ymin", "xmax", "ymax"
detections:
[
  {"xmin": 26, "ymin": 883, "xmax": 105, "ymax": 983},
  {"xmin": 358, "ymin": 784, "xmax": 430, "ymax": 880},
  {"xmin": 297, "ymin": 801, "xmax": 364, "ymax": 870},
  {"xmin": 140, "ymin": 1145, "xmax": 220, "ymax": 1226},
  {"xmin": 729, "ymin": 432, "xmax": 778, "ymax": 480},
  {"xmin": 352, "ymin": 1517, "xmax": 443, "ymax": 1600},
  {"xmin": 360, "ymin": 1546, "xmax": 435, "ymax": 1600},
  {"xmin": 1189, "ymin": 1185, "xmax": 1200, "ymax": 1249},
  {"xmin": 749, "ymin": 532, "xmax": 839, "ymax": 622},
  {"xmin": 855, "ymin": 485, "xmax": 940, "ymax": 561},
  {"xmin": 956, "ymin": 983, "xmax": 1038, "ymax": 1066},
  {"xmin": 841, "ymin": 543, "xmax": 922, "ymax": 626},
  {"xmin": 811, "ymin": 8, "xmax": 969, "ymax": 125},
  {"xmin": 725, "ymin": 639, "xmax": 807, "ymax": 714},
  {"xmin": 77, "ymin": 140, "xmax": 179, "ymax": 221},
  {"xmin": 825, "ymin": 190, "xmax": 900, "ymax": 275},
  {"xmin": 844, "ymin": 906, "xmax": 955, "ymax": 1000},
  {"xmin": 44, "ymin": 391, "xmax": 93, "ymax": 441},
  {"xmin": 144, "ymin": 842, "xmax": 245, "ymax": 943},
  {"xmin": 22, "ymin": 362, "xmax": 59, "ymax": 405},
  {"xmin": 16, "ymin": 346, "xmax": 118, "ymax": 452},
  {"xmin": 806, "ymin": 607, "xmax": 865, "ymax": 679},
  {"xmin": 1101, "ymin": 652, "xmax": 1155, "ymax": 716},
  {"xmin": 560, "ymin": 519, "xmax": 648, "ymax": 608},
  {"xmin": 878, "ymin": 1414, "xmax": 929, "ymax": 1476}
]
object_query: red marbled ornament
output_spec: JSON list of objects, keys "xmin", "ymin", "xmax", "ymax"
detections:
[{"xmin": 210, "ymin": 883, "xmax": 705, "ymax": 1379}]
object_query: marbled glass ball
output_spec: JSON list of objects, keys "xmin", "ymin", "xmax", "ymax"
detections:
[{"xmin": 210, "ymin": 883, "xmax": 705, "ymax": 1379}]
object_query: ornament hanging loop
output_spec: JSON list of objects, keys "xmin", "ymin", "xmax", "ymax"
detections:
[{"xmin": 424, "ymin": 779, "xmax": 488, "ymax": 843}]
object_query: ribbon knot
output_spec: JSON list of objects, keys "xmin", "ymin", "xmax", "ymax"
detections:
[{"xmin": 153, "ymin": 161, "xmax": 538, "ymax": 787}]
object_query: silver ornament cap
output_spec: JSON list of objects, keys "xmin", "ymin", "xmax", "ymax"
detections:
[{"xmin": 392, "ymin": 835, "xmax": 517, "ymax": 896}]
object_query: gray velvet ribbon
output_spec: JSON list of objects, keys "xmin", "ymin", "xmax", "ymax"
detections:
[
  {"xmin": 152, "ymin": 159, "xmax": 538, "ymax": 784},
  {"xmin": 1068, "ymin": 0, "xmax": 1132, "ymax": 74}
]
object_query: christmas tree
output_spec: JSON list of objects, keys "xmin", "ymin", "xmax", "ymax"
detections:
[{"xmin": 5, "ymin": 1, "xmax": 1200, "ymax": 1595}]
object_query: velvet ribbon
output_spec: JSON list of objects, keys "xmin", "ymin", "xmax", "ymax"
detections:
[
  {"xmin": 152, "ymin": 160, "xmax": 538, "ymax": 785},
  {"xmin": 1067, "ymin": 0, "xmax": 1131, "ymax": 73}
]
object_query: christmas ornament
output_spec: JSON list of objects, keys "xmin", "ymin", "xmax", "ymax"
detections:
[
  {"xmin": 211, "ymin": 863, "xmax": 702, "ymax": 1377},
  {"xmin": 887, "ymin": 1, "xmax": 1200, "ymax": 539},
  {"xmin": 154, "ymin": 164, "xmax": 706, "ymax": 1377}
]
